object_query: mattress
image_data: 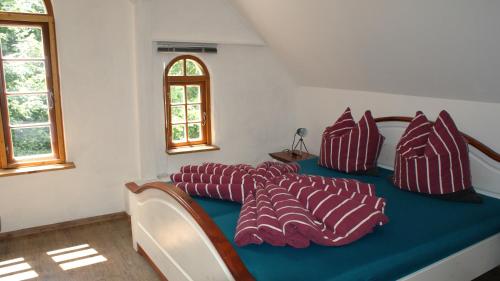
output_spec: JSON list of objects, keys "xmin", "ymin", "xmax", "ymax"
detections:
[{"xmin": 193, "ymin": 158, "xmax": 500, "ymax": 281}]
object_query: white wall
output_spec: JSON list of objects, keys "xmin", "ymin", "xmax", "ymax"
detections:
[
  {"xmin": 134, "ymin": 0, "xmax": 297, "ymax": 178},
  {"xmin": 295, "ymin": 87, "xmax": 500, "ymax": 168},
  {"xmin": 0, "ymin": 0, "xmax": 140, "ymax": 232},
  {"xmin": 151, "ymin": 0, "xmax": 263, "ymax": 45}
]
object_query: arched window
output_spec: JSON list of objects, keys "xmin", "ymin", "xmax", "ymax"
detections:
[
  {"xmin": 0, "ymin": 0, "xmax": 67, "ymax": 170},
  {"xmin": 164, "ymin": 55, "xmax": 212, "ymax": 151}
]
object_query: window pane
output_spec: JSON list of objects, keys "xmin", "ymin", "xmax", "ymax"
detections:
[
  {"xmin": 0, "ymin": 25, "xmax": 44, "ymax": 59},
  {"xmin": 11, "ymin": 126, "xmax": 52, "ymax": 158},
  {"xmin": 172, "ymin": 124, "xmax": 186, "ymax": 143},
  {"xmin": 186, "ymin": 85, "xmax": 200, "ymax": 103},
  {"xmin": 3, "ymin": 61, "xmax": 47, "ymax": 93},
  {"xmin": 186, "ymin": 59, "xmax": 204, "ymax": 76},
  {"xmin": 0, "ymin": 0, "xmax": 47, "ymax": 14},
  {"xmin": 170, "ymin": 105, "xmax": 186, "ymax": 124},
  {"xmin": 7, "ymin": 94, "xmax": 49, "ymax": 125},
  {"xmin": 169, "ymin": 86, "xmax": 185, "ymax": 104},
  {"xmin": 187, "ymin": 104, "xmax": 201, "ymax": 122},
  {"xmin": 168, "ymin": 59, "xmax": 184, "ymax": 76},
  {"xmin": 188, "ymin": 123, "xmax": 202, "ymax": 141}
]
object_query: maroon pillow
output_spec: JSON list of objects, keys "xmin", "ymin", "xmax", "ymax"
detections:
[
  {"xmin": 393, "ymin": 111, "xmax": 481, "ymax": 203},
  {"xmin": 172, "ymin": 161, "xmax": 301, "ymax": 202},
  {"xmin": 278, "ymin": 176, "xmax": 388, "ymax": 246},
  {"xmin": 234, "ymin": 193, "xmax": 263, "ymax": 246},
  {"xmin": 174, "ymin": 182, "xmax": 257, "ymax": 203},
  {"xmin": 320, "ymin": 108, "xmax": 385, "ymax": 173},
  {"xmin": 254, "ymin": 187, "xmax": 286, "ymax": 246}
]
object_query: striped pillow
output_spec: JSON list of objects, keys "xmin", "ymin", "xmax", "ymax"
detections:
[
  {"xmin": 171, "ymin": 161, "xmax": 300, "ymax": 203},
  {"xmin": 393, "ymin": 111, "xmax": 481, "ymax": 203},
  {"xmin": 234, "ymin": 193, "xmax": 264, "ymax": 246},
  {"xmin": 235, "ymin": 178, "xmax": 388, "ymax": 248},
  {"xmin": 320, "ymin": 108, "xmax": 385, "ymax": 173},
  {"xmin": 278, "ymin": 176, "xmax": 389, "ymax": 246},
  {"xmin": 174, "ymin": 182, "xmax": 258, "ymax": 203}
]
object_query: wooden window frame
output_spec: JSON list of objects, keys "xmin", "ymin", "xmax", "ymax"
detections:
[
  {"xmin": 0, "ymin": 0, "xmax": 67, "ymax": 169},
  {"xmin": 164, "ymin": 55, "xmax": 212, "ymax": 150}
]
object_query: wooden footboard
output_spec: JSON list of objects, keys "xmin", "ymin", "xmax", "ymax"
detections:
[{"xmin": 126, "ymin": 181, "xmax": 253, "ymax": 281}]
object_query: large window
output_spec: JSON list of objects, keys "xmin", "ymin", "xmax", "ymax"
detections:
[
  {"xmin": 0, "ymin": 0, "xmax": 67, "ymax": 169},
  {"xmin": 164, "ymin": 55, "xmax": 212, "ymax": 151}
]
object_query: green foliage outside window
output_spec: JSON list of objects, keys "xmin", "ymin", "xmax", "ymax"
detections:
[
  {"xmin": 168, "ymin": 60, "xmax": 184, "ymax": 76},
  {"xmin": 186, "ymin": 59, "xmax": 203, "ymax": 76},
  {"xmin": 0, "ymin": 0, "xmax": 46, "ymax": 14},
  {"xmin": 1, "ymin": 24, "xmax": 53, "ymax": 157},
  {"xmin": 172, "ymin": 125, "xmax": 185, "ymax": 142},
  {"xmin": 12, "ymin": 126, "xmax": 51, "ymax": 157},
  {"xmin": 188, "ymin": 124, "xmax": 200, "ymax": 140},
  {"xmin": 7, "ymin": 95, "xmax": 48, "ymax": 125}
]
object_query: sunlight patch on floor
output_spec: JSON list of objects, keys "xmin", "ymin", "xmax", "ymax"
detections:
[
  {"xmin": 46, "ymin": 244, "xmax": 89, "ymax": 256},
  {"xmin": 0, "ymin": 258, "xmax": 37, "ymax": 281},
  {"xmin": 47, "ymin": 244, "xmax": 107, "ymax": 271},
  {"xmin": 0, "ymin": 259, "xmax": 24, "ymax": 268},
  {"xmin": 51, "ymin": 248, "xmax": 98, "ymax": 263},
  {"xmin": 0, "ymin": 271, "xmax": 38, "ymax": 281},
  {"xmin": 59, "ymin": 255, "xmax": 108, "ymax": 271}
]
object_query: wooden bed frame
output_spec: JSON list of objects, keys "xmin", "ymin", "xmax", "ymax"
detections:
[{"xmin": 125, "ymin": 116, "xmax": 500, "ymax": 281}]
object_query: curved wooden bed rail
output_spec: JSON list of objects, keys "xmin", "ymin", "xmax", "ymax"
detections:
[
  {"xmin": 375, "ymin": 116, "xmax": 500, "ymax": 162},
  {"xmin": 125, "ymin": 181, "xmax": 255, "ymax": 281}
]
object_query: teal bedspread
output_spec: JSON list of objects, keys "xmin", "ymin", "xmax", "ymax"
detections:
[{"xmin": 192, "ymin": 158, "xmax": 500, "ymax": 281}]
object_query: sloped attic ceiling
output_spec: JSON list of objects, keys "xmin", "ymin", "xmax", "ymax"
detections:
[{"xmin": 231, "ymin": 0, "xmax": 500, "ymax": 103}]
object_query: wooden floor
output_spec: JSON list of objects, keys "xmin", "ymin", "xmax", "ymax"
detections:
[
  {"xmin": 0, "ymin": 218, "xmax": 160, "ymax": 281},
  {"xmin": 0, "ymin": 217, "xmax": 498, "ymax": 281}
]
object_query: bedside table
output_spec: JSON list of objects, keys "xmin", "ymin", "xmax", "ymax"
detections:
[{"xmin": 269, "ymin": 151, "xmax": 317, "ymax": 163}]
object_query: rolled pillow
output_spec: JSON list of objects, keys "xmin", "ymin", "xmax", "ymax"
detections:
[
  {"xmin": 234, "ymin": 193, "xmax": 263, "ymax": 246},
  {"xmin": 393, "ymin": 110, "xmax": 482, "ymax": 203},
  {"xmin": 319, "ymin": 108, "xmax": 385, "ymax": 173}
]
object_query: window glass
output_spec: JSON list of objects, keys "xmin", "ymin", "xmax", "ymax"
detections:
[
  {"xmin": 168, "ymin": 59, "xmax": 184, "ymax": 76},
  {"xmin": 169, "ymin": 86, "xmax": 185, "ymax": 104},
  {"xmin": 7, "ymin": 94, "xmax": 49, "ymax": 125},
  {"xmin": 186, "ymin": 59, "xmax": 203, "ymax": 76},
  {"xmin": 188, "ymin": 123, "xmax": 202, "ymax": 141},
  {"xmin": 11, "ymin": 126, "xmax": 52, "ymax": 157},
  {"xmin": 187, "ymin": 104, "xmax": 201, "ymax": 122},
  {"xmin": 172, "ymin": 124, "xmax": 186, "ymax": 143},
  {"xmin": 0, "ymin": 0, "xmax": 47, "ymax": 14},
  {"xmin": 0, "ymin": 25, "xmax": 44, "ymax": 59},
  {"xmin": 170, "ymin": 105, "xmax": 186, "ymax": 124},
  {"xmin": 186, "ymin": 85, "xmax": 200, "ymax": 103}
]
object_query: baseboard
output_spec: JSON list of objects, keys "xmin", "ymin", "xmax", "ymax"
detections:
[{"xmin": 0, "ymin": 211, "xmax": 128, "ymax": 240}]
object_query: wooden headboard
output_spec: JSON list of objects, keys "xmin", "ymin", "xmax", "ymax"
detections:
[{"xmin": 374, "ymin": 116, "xmax": 500, "ymax": 198}]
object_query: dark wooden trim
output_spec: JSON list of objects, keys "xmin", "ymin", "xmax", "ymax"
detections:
[
  {"xmin": 44, "ymin": 0, "xmax": 54, "ymax": 16},
  {"xmin": 0, "ymin": 211, "xmax": 128, "ymax": 240},
  {"xmin": 137, "ymin": 244, "xmax": 169, "ymax": 281},
  {"xmin": 126, "ymin": 181, "xmax": 255, "ymax": 281},
  {"xmin": 269, "ymin": 151, "xmax": 316, "ymax": 163},
  {"xmin": 375, "ymin": 116, "xmax": 500, "ymax": 162}
]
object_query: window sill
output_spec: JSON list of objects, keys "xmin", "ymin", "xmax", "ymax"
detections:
[
  {"xmin": 0, "ymin": 162, "xmax": 76, "ymax": 178},
  {"xmin": 167, "ymin": 145, "xmax": 220, "ymax": 155}
]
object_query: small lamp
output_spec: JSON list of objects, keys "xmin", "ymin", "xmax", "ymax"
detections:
[{"xmin": 291, "ymin": 128, "xmax": 309, "ymax": 157}]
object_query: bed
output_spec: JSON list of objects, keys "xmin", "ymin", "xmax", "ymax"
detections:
[{"xmin": 125, "ymin": 116, "xmax": 500, "ymax": 281}]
